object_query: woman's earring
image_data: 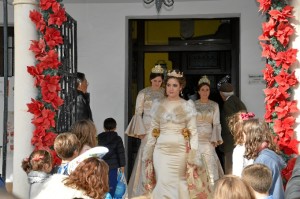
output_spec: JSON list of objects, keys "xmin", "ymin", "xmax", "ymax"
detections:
[{"xmin": 180, "ymin": 90, "xmax": 183, "ymax": 97}]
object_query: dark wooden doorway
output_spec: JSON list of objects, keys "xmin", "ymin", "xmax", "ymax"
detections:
[{"xmin": 126, "ymin": 18, "xmax": 240, "ymax": 179}]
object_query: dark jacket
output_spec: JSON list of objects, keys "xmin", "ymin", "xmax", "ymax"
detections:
[
  {"xmin": 285, "ymin": 156, "xmax": 300, "ymax": 199},
  {"xmin": 220, "ymin": 95, "xmax": 247, "ymax": 152},
  {"xmin": 97, "ymin": 131, "xmax": 126, "ymax": 169},
  {"xmin": 76, "ymin": 90, "xmax": 93, "ymax": 121}
]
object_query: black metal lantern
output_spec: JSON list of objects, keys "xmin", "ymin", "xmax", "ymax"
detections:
[{"xmin": 144, "ymin": 0, "xmax": 174, "ymax": 13}]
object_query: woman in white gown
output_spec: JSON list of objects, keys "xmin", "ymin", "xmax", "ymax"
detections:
[
  {"xmin": 143, "ymin": 70, "xmax": 211, "ymax": 199},
  {"xmin": 126, "ymin": 65, "xmax": 165, "ymax": 198},
  {"xmin": 194, "ymin": 76, "xmax": 224, "ymax": 187}
]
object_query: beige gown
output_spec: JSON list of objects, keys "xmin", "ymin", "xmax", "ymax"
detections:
[
  {"xmin": 126, "ymin": 87, "xmax": 165, "ymax": 198},
  {"xmin": 194, "ymin": 100, "xmax": 224, "ymax": 187},
  {"xmin": 143, "ymin": 99, "xmax": 199, "ymax": 199}
]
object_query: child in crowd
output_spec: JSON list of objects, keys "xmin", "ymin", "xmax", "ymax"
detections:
[
  {"xmin": 22, "ymin": 150, "xmax": 53, "ymax": 199},
  {"xmin": 228, "ymin": 111, "xmax": 254, "ymax": 176},
  {"xmin": 35, "ymin": 157, "xmax": 110, "ymax": 199},
  {"xmin": 213, "ymin": 175, "xmax": 255, "ymax": 199},
  {"xmin": 52, "ymin": 132, "xmax": 80, "ymax": 175},
  {"xmin": 243, "ymin": 119, "xmax": 286, "ymax": 199},
  {"xmin": 71, "ymin": 119, "xmax": 98, "ymax": 154},
  {"xmin": 98, "ymin": 118, "xmax": 126, "ymax": 198},
  {"xmin": 242, "ymin": 163, "xmax": 273, "ymax": 199}
]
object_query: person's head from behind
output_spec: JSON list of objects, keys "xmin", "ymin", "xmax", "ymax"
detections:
[
  {"xmin": 54, "ymin": 132, "xmax": 80, "ymax": 161},
  {"xmin": 22, "ymin": 150, "xmax": 52, "ymax": 174},
  {"xmin": 165, "ymin": 69, "xmax": 186, "ymax": 99},
  {"xmin": 64, "ymin": 157, "xmax": 109, "ymax": 199},
  {"xmin": 71, "ymin": 119, "xmax": 98, "ymax": 152},
  {"xmin": 243, "ymin": 119, "xmax": 280, "ymax": 160},
  {"xmin": 213, "ymin": 175, "xmax": 255, "ymax": 199},
  {"xmin": 104, "ymin": 117, "xmax": 117, "ymax": 132},
  {"xmin": 242, "ymin": 163, "xmax": 272, "ymax": 197},
  {"xmin": 219, "ymin": 82, "xmax": 234, "ymax": 101},
  {"xmin": 150, "ymin": 65, "xmax": 164, "ymax": 90},
  {"xmin": 76, "ymin": 72, "xmax": 88, "ymax": 93},
  {"xmin": 228, "ymin": 111, "xmax": 253, "ymax": 145}
]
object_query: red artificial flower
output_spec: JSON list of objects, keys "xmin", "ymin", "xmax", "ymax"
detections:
[
  {"xmin": 29, "ymin": 10, "xmax": 46, "ymax": 33},
  {"xmin": 264, "ymin": 108, "xmax": 273, "ymax": 122},
  {"xmin": 31, "ymin": 127, "xmax": 47, "ymax": 147},
  {"xmin": 40, "ymin": 75, "xmax": 61, "ymax": 94},
  {"xmin": 262, "ymin": 63, "xmax": 275, "ymax": 87},
  {"xmin": 282, "ymin": 157, "xmax": 297, "ymax": 183},
  {"xmin": 27, "ymin": 98, "xmax": 44, "ymax": 116},
  {"xmin": 277, "ymin": 85, "xmax": 290, "ymax": 99},
  {"xmin": 275, "ymin": 70, "xmax": 298, "ymax": 88},
  {"xmin": 274, "ymin": 48, "xmax": 298, "ymax": 70},
  {"xmin": 49, "ymin": 149, "xmax": 62, "ymax": 166},
  {"xmin": 48, "ymin": 7, "xmax": 67, "ymax": 27},
  {"xmin": 259, "ymin": 18, "xmax": 276, "ymax": 41},
  {"xmin": 42, "ymin": 131, "xmax": 57, "ymax": 147},
  {"xmin": 269, "ymin": 6, "xmax": 294, "ymax": 23},
  {"xmin": 40, "ymin": 75, "xmax": 64, "ymax": 109},
  {"xmin": 264, "ymin": 87, "xmax": 283, "ymax": 103},
  {"xmin": 27, "ymin": 65, "xmax": 45, "ymax": 86},
  {"xmin": 29, "ymin": 39, "xmax": 46, "ymax": 60},
  {"xmin": 280, "ymin": 138, "xmax": 299, "ymax": 155},
  {"xmin": 273, "ymin": 119, "xmax": 285, "ymax": 135},
  {"xmin": 40, "ymin": 0, "xmax": 60, "ymax": 13},
  {"xmin": 38, "ymin": 50, "xmax": 61, "ymax": 70},
  {"xmin": 281, "ymin": 117, "xmax": 295, "ymax": 133},
  {"xmin": 44, "ymin": 27, "xmax": 63, "ymax": 49},
  {"xmin": 275, "ymin": 22, "xmax": 294, "ymax": 47},
  {"xmin": 257, "ymin": 0, "xmax": 271, "ymax": 13},
  {"xmin": 32, "ymin": 108, "xmax": 56, "ymax": 129},
  {"xmin": 275, "ymin": 100, "xmax": 298, "ymax": 120},
  {"xmin": 260, "ymin": 42, "xmax": 276, "ymax": 59}
]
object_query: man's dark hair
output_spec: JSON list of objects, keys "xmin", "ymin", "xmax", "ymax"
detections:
[
  {"xmin": 104, "ymin": 118, "xmax": 117, "ymax": 131},
  {"xmin": 76, "ymin": 72, "xmax": 86, "ymax": 88}
]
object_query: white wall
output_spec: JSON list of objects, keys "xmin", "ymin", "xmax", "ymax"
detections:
[{"xmin": 64, "ymin": 0, "xmax": 266, "ymax": 137}]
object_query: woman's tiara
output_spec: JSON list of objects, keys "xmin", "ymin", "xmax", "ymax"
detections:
[
  {"xmin": 151, "ymin": 65, "xmax": 164, "ymax": 74},
  {"xmin": 167, "ymin": 70, "xmax": 183, "ymax": 78},
  {"xmin": 198, "ymin": 75, "xmax": 210, "ymax": 85}
]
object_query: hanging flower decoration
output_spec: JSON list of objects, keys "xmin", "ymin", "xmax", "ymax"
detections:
[
  {"xmin": 27, "ymin": 0, "xmax": 67, "ymax": 166},
  {"xmin": 257, "ymin": 0, "xmax": 299, "ymax": 183}
]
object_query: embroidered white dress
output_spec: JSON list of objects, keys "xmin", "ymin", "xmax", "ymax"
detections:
[
  {"xmin": 194, "ymin": 100, "xmax": 224, "ymax": 186},
  {"xmin": 126, "ymin": 87, "xmax": 165, "ymax": 198},
  {"xmin": 143, "ymin": 99, "xmax": 200, "ymax": 199}
]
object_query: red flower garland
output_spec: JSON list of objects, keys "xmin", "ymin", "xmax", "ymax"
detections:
[
  {"xmin": 27, "ymin": 0, "xmax": 67, "ymax": 165},
  {"xmin": 257, "ymin": 0, "xmax": 299, "ymax": 183}
]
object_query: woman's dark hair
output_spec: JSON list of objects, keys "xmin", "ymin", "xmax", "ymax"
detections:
[
  {"xmin": 103, "ymin": 118, "xmax": 117, "ymax": 131},
  {"xmin": 76, "ymin": 72, "xmax": 86, "ymax": 88},
  {"xmin": 149, "ymin": 72, "xmax": 164, "ymax": 81},
  {"xmin": 197, "ymin": 82, "xmax": 210, "ymax": 91}
]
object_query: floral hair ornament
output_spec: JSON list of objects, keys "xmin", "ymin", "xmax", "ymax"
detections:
[
  {"xmin": 32, "ymin": 155, "xmax": 44, "ymax": 162},
  {"xmin": 240, "ymin": 112, "xmax": 255, "ymax": 121},
  {"xmin": 167, "ymin": 70, "xmax": 183, "ymax": 78},
  {"xmin": 151, "ymin": 65, "xmax": 164, "ymax": 74},
  {"xmin": 198, "ymin": 75, "xmax": 210, "ymax": 85}
]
